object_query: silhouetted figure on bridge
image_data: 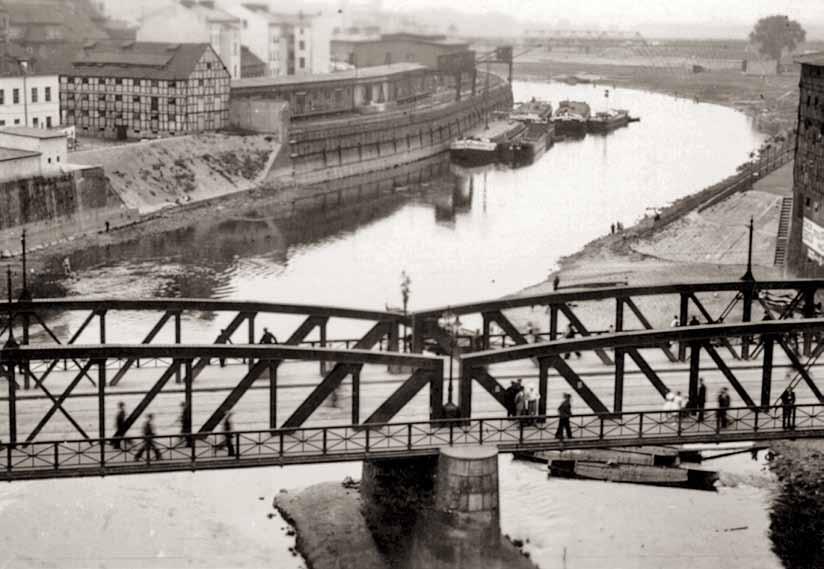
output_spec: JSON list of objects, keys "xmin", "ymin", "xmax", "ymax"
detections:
[
  {"xmin": 563, "ymin": 324, "xmax": 581, "ymax": 360},
  {"xmin": 514, "ymin": 384, "xmax": 527, "ymax": 417},
  {"xmin": 134, "ymin": 414, "xmax": 162, "ymax": 461},
  {"xmin": 695, "ymin": 378, "xmax": 707, "ymax": 422},
  {"xmin": 553, "ymin": 275, "xmax": 560, "ymax": 291},
  {"xmin": 781, "ymin": 387, "xmax": 796, "ymax": 430},
  {"xmin": 504, "ymin": 381, "xmax": 519, "ymax": 416},
  {"xmin": 688, "ymin": 315, "xmax": 701, "ymax": 326},
  {"xmin": 179, "ymin": 402, "xmax": 192, "ymax": 447},
  {"xmin": 112, "ymin": 401, "xmax": 127, "ymax": 450},
  {"xmin": 216, "ymin": 412, "xmax": 237, "ymax": 457},
  {"xmin": 555, "ymin": 393, "xmax": 573, "ymax": 440},
  {"xmin": 716, "ymin": 387, "xmax": 731, "ymax": 430},
  {"xmin": 259, "ymin": 327, "xmax": 278, "ymax": 344}
]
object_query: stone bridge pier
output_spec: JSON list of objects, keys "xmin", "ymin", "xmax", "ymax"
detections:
[{"xmin": 361, "ymin": 446, "xmax": 514, "ymax": 569}]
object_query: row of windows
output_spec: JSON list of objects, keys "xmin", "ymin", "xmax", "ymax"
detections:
[
  {"xmin": 0, "ymin": 87, "xmax": 53, "ymax": 105},
  {"xmin": 0, "ymin": 116, "xmax": 53, "ymax": 127}
]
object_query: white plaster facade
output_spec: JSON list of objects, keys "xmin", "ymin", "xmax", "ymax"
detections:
[
  {"xmin": 137, "ymin": 2, "xmax": 242, "ymax": 79},
  {"xmin": 0, "ymin": 73, "xmax": 60, "ymax": 129}
]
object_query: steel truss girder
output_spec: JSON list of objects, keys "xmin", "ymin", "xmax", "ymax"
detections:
[
  {"xmin": 26, "ymin": 359, "xmax": 94, "ymax": 443},
  {"xmin": 280, "ymin": 321, "xmax": 395, "ymax": 428},
  {"xmin": 558, "ymin": 304, "xmax": 612, "ymax": 365}
]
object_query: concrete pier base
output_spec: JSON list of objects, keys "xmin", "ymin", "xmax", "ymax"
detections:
[{"xmin": 361, "ymin": 446, "xmax": 521, "ymax": 569}]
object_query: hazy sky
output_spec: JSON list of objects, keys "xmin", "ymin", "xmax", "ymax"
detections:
[{"xmin": 383, "ymin": 0, "xmax": 824, "ymax": 27}]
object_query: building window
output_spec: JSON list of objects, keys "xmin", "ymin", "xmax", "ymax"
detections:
[
  {"xmin": 299, "ymin": 57, "xmax": 305, "ymax": 69},
  {"xmin": 0, "ymin": 89, "xmax": 3, "ymax": 105},
  {"xmin": 31, "ymin": 87, "xmax": 38, "ymax": 103},
  {"xmin": 115, "ymin": 94, "xmax": 122, "ymax": 101},
  {"xmin": 299, "ymin": 40, "xmax": 305, "ymax": 50},
  {"xmin": 13, "ymin": 118, "xmax": 20, "ymax": 124},
  {"xmin": 207, "ymin": 62, "xmax": 212, "ymax": 70},
  {"xmin": 133, "ymin": 96, "xmax": 140, "ymax": 103},
  {"xmin": 46, "ymin": 116, "xmax": 52, "ymax": 127},
  {"xmin": 33, "ymin": 117, "xmax": 39, "ymax": 127},
  {"xmin": 0, "ymin": 120, "xmax": 4, "ymax": 126},
  {"xmin": 48, "ymin": 157, "xmax": 51, "ymax": 164},
  {"xmin": 45, "ymin": 86, "xmax": 51, "ymax": 102},
  {"xmin": 13, "ymin": 88, "xmax": 19, "ymax": 104}
]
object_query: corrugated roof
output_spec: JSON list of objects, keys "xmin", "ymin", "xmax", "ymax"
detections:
[
  {"xmin": 60, "ymin": 41, "xmax": 215, "ymax": 80},
  {"xmin": 232, "ymin": 62, "xmax": 427, "ymax": 90},
  {"xmin": 0, "ymin": 126, "xmax": 66, "ymax": 139},
  {"xmin": 796, "ymin": 51, "xmax": 824, "ymax": 66}
]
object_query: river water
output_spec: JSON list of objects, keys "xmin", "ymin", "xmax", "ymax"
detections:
[{"xmin": 0, "ymin": 82, "xmax": 782, "ymax": 568}]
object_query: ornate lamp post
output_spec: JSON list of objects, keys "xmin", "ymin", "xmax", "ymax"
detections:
[
  {"xmin": 438, "ymin": 308, "xmax": 462, "ymax": 418},
  {"xmin": 400, "ymin": 271, "xmax": 411, "ymax": 352}
]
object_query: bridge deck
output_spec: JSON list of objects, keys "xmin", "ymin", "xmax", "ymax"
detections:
[{"xmin": 2, "ymin": 405, "xmax": 821, "ymax": 480}]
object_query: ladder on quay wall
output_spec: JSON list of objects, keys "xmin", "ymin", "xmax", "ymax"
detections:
[{"xmin": 774, "ymin": 196, "xmax": 793, "ymax": 266}]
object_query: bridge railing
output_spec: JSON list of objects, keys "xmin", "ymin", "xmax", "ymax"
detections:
[{"xmin": 0, "ymin": 403, "xmax": 820, "ymax": 481}]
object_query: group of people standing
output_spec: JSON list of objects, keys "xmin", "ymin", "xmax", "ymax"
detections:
[{"xmin": 503, "ymin": 379, "xmax": 540, "ymax": 417}]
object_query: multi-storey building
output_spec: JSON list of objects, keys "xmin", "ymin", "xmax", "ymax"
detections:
[
  {"xmin": 216, "ymin": 2, "xmax": 329, "ymax": 77},
  {"xmin": 790, "ymin": 53, "xmax": 824, "ymax": 273},
  {"xmin": 137, "ymin": 0, "xmax": 242, "ymax": 80},
  {"xmin": 59, "ymin": 41, "xmax": 230, "ymax": 140},
  {"xmin": 331, "ymin": 33, "xmax": 471, "ymax": 69},
  {"xmin": 0, "ymin": 48, "xmax": 60, "ymax": 129}
]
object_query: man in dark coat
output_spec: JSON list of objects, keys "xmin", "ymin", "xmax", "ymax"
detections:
[
  {"xmin": 555, "ymin": 393, "xmax": 573, "ymax": 440},
  {"xmin": 716, "ymin": 388, "xmax": 731, "ymax": 430},
  {"xmin": 259, "ymin": 327, "xmax": 278, "ymax": 344},
  {"xmin": 696, "ymin": 378, "xmax": 707, "ymax": 422},
  {"xmin": 781, "ymin": 387, "xmax": 796, "ymax": 430},
  {"xmin": 217, "ymin": 412, "xmax": 237, "ymax": 457},
  {"xmin": 179, "ymin": 401, "xmax": 192, "ymax": 448},
  {"xmin": 134, "ymin": 414, "xmax": 162, "ymax": 461},
  {"xmin": 504, "ymin": 381, "xmax": 519, "ymax": 417},
  {"xmin": 112, "ymin": 401, "xmax": 127, "ymax": 450}
]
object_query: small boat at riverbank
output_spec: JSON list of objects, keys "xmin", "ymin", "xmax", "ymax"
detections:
[
  {"xmin": 503, "ymin": 99, "xmax": 555, "ymax": 166},
  {"xmin": 516, "ymin": 447, "xmax": 718, "ymax": 491},
  {"xmin": 587, "ymin": 108, "xmax": 631, "ymax": 133},
  {"xmin": 552, "ymin": 100, "xmax": 590, "ymax": 138},
  {"xmin": 449, "ymin": 117, "xmax": 527, "ymax": 166}
]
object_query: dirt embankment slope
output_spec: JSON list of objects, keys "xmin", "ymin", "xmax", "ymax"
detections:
[{"xmin": 69, "ymin": 133, "xmax": 282, "ymax": 214}]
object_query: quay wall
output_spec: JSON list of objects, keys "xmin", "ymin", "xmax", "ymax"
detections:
[
  {"xmin": 0, "ymin": 167, "xmax": 136, "ymax": 255},
  {"xmin": 275, "ymin": 78, "xmax": 513, "ymax": 185}
]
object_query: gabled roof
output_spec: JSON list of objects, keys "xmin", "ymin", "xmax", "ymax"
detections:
[{"xmin": 60, "ymin": 41, "xmax": 221, "ymax": 80}]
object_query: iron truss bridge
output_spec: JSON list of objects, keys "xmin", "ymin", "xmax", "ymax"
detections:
[
  {"xmin": 0, "ymin": 404, "xmax": 821, "ymax": 481},
  {"xmin": 0, "ymin": 280, "xmax": 824, "ymax": 480}
]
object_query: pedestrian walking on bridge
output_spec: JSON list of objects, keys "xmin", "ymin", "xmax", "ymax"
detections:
[
  {"xmin": 216, "ymin": 412, "xmax": 237, "ymax": 457},
  {"xmin": 134, "ymin": 414, "xmax": 162, "ymax": 462},
  {"xmin": 695, "ymin": 378, "xmax": 707, "ymax": 423},
  {"xmin": 781, "ymin": 386, "xmax": 796, "ymax": 430},
  {"xmin": 716, "ymin": 387, "xmax": 731, "ymax": 430},
  {"xmin": 259, "ymin": 327, "xmax": 278, "ymax": 344},
  {"xmin": 555, "ymin": 393, "xmax": 573, "ymax": 440},
  {"xmin": 178, "ymin": 401, "xmax": 192, "ymax": 448},
  {"xmin": 112, "ymin": 401, "xmax": 128, "ymax": 450}
]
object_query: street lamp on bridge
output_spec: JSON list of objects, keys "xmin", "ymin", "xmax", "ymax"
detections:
[
  {"xmin": 400, "ymin": 271, "xmax": 411, "ymax": 352},
  {"xmin": 438, "ymin": 308, "xmax": 462, "ymax": 418}
]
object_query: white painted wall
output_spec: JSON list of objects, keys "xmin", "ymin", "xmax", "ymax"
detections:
[
  {"xmin": 0, "ymin": 74, "xmax": 60, "ymax": 129},
  {"xmin": 0, "ymin": 154, "xmax": 41, "ymax": 183},
  {"xmin": 0, "ymin": 131, "xmax": 67, "ymax": 175}
]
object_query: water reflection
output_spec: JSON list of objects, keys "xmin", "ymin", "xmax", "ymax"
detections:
[{"xmin": 54, "ymin": 81, "xmax": 764, "ymax": 343}]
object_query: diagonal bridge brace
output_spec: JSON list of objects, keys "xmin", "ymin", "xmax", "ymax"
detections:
[
  {"xmin": 109, "ymin": 311, "xmax": 175, "ymax": 386},
  {"xmin": 558, "ymin": 304, "xmax": 612, "ymax": 366},
  {"xmin": 621, "ymin": 297, "xmax": 678, "ymax": 362},
  {"xmin": 26, "ymin": 359, "xmax": 94, "ymax": 443},
  {"xmin": 281, "ymin": 321, "xmax": 395, "ymax": 428}
]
